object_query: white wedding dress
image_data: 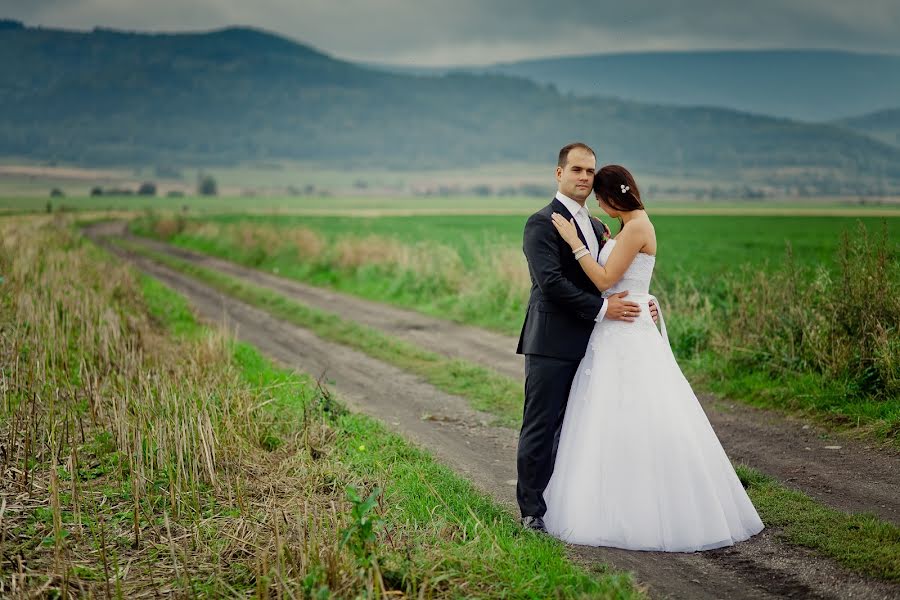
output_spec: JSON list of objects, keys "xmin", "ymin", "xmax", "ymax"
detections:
[{"xmin": 543, "ymin": 239, "xmax": 764, "ymax": 552}]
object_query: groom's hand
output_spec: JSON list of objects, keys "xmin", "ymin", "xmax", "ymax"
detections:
[
  {"xmin": 649, "ymin": 299, "xmax": 659, "ymax": 324},
  {"xmin": 606, "ymin": 291, "xmax": 641, "ymax": 322}
]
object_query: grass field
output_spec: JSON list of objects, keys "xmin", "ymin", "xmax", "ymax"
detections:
[
  {"xmin": 114, "ymin": 237, "xmax": 900, "ymax": 582},
  {"xmin": 3, "ymin": 210, "xmax": 898, "ymax": 596},
  {"xmin": 129, "ymin": 211, "xmax": 900, "ymax": 442},
  {"xmin": 146, "ymin": 211, "xmax": 897, "ymax": 384},
  {"xmin": 182, "ymin": 212, "xmax": 899, "ymax": 276},
  {"xmin": 2, "ymin": 192, "xmax": 900, "ymax": 217},
  {"xmin": 0, "ymin": 216, "xmax": 641, "ymax": 597},
  {"xmin": 0, "ymin": 194, "xmax": 548, "ymax": 214}
]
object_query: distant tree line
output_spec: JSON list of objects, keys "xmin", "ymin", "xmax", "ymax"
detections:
[{"xmin": 84, "ymin": 175, "xmax": 217, "ymax": 197}]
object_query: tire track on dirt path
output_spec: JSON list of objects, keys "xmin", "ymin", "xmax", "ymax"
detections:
[
  {"xmin": 86, "ymin": 222, "xmax": 900, "ymax": 526},
  {"xmin": 87, "ymin": 224, "xmax": 900, "ymax": 600}
]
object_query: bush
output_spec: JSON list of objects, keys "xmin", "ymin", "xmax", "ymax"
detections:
[
  {"xmin": 138, "ymin": 181, "xmax": 157, "ymax": 196},
  {"xmin": 716, "ymin": 222, "xmax": 899, "ymax": 400},
  {"xmin": 197, "ymin": 174, "xmax": 217, "ymax": 196}
]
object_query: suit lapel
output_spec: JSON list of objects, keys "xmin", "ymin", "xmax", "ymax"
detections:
[
  {"xmin": 589, "ymin": 215, "xmax": 608, "ymax": 255},
  {"xmin": 551, "ymin": 198, "xmax": 589, "ymax": 252}
]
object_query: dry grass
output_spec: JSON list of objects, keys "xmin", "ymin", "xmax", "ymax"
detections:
[
  {"xmin": 333, "ymin": 235, "xmax": 408, "ymax": 270},
  {"xmin": 284, "ymin": 227, "xmax": 325, "ymax": 260},
  {"xmin": 0, "ymin": 217, "xmax": 389, "ymax": 597},
  {"xmin": 2, "ymin": 216, "xmax": 635, "ymax": 598},
  {"xmin": 153, "ymin": 215, "xmax": 185, "ymax": 240},
  {"xmin": 444, "ymin": 245, "xmax": 533, "ymax": 324},
  {"xmin": 162, "ymin": 219, "xmax": 527, "ymax": 303}
]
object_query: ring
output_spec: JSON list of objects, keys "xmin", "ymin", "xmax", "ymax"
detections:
[{"xmin": 624, "ymin": 312, "xmax": 629, "ymax": 317}]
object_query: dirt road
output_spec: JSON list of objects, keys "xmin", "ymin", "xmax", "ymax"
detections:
[
  {"xmin": 93, "ymin": 223, "xmax": 900, "ymax": 524},
  {"xmin": 86, "ymin": 222, "xmax": 900, "ymax": 599}
]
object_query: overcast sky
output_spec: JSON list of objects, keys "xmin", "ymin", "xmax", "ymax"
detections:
[{"xmin": 3, "ymin": 0, "xmax": 899, "ymax": 65}]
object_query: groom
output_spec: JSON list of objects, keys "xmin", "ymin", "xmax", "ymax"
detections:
[{"xmin": 516, "ymin": 142, "xmax": 656, "ymax": 532}]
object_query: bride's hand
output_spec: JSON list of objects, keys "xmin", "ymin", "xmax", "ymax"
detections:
[{"xmin": 551, "ymin": 213, "xmax": 582, "ymax": 249}]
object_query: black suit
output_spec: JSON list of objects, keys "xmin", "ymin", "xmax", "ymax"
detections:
[{"xmin": 515, "ymin": 197, "xmax": 607, "ymax": 518}]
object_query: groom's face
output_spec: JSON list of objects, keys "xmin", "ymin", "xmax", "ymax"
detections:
[{"xmin": 556, "ymin": 148, "xmax": 596, "ymax": 202}]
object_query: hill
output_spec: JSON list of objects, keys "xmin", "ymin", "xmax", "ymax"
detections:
[
  {"xmin": 835, "ymin": 108, "xmax": 900, "ymax": 148},
  {"xmin": 2, "ymin": 22, "xmax": 899, "ymax": 193},
  {"xmin": 452, "ymin": 50, "xmax": 900, "ymax": 122}
]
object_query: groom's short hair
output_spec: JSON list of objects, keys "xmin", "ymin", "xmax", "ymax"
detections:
[{"xmin": 558, "ymin": 142, "xmax": 596, "ymax": 168}]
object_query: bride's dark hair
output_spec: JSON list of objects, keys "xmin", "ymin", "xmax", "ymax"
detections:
[{"xmin": 593, "ymin": 165, "xmax": 644, "ymax": 231}]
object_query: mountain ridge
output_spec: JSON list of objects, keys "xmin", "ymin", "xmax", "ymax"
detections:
[
  {"xmin": 384, "ymin": 49, "xmax": 900, "ymax": 122},
  {"xmin": 2, "ymin": 23, "xmax": 898, "ymax": 193},
  {"xmin": 835, "ymin": 108, "xmax": 900, "ymax": 148}
]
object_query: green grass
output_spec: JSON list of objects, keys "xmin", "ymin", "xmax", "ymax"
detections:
[
  {"xmin": 128, "ymin": 212, "xmax": 900, "ymax": 442},
  {"xmin": 160, "ymin": 211, "xmax": 900, "ymax": 286},
  {"xmin": 126, "ymin": 233, "xmax": 900, "ymax": 583},
  {"xmin": 0, "ymin": 193, "xmax": 551, "ymax": 214},
  {"xmin": 117, "ymin": 237, "xmax": 524, "ymax": 426},
  {"xmin": 139, "ymin": 252, "xmax": 640, "ymax": 598},
  {"xmin": 5, "ymin": 190, "xmax": 900, "ymax": 216},
  {"xmin": 132, "ymin": 212, "xmax": 900, "ymax": 331},
  {"xmin": 3, "ymin": 217, "xmax": 639, "ymax": 597},
  {"xmin": 735, "ymin": 465, "xmax": 900, "ymax": 581},
  {"xmin": 684, "ymin": 357, "xmax": 900, "ymax": 441}
]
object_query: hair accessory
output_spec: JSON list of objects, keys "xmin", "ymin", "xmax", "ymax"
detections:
[{"xmin": 620, "ymin": 184, "xmax": 630, "ymax": 194}]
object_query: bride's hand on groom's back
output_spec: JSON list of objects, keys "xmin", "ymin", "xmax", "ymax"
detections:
[{"xmin": 649, "ymin": 300, "xmax": 659, "ymax": 323}]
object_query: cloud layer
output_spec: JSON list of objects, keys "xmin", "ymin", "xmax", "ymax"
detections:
[{"xmin": 3, "ymin": 0, "xmax": 899, "ymax": 65}]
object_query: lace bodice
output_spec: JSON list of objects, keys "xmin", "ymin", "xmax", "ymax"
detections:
[{"xmin": 598, "ymin": 239, "xmax": 656, "ymax": 296}]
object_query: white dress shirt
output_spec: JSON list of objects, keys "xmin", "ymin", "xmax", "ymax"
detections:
[{"xmin": 555, "ymin": 191, "xmax": 608, "ymax": 322}]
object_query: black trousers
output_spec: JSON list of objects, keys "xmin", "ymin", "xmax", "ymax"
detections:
[{"xmin": 516, "ymin": 354, "xmax": 581, "ymax": 518}]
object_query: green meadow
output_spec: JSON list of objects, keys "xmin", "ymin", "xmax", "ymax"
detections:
[
  {"xmin": 131, "ymin": 211, "xmax": 900, "ymax": 442},
  {"xmin": 2, "ymin": 190, "xmax": 899, "ymax": 216},
  {"xmin": 0, "ymin": 216, "xmax": 641, "ymax": 597},
  {"xmin": 163, "ymin": 212, "xmax": 900, "ymax": 283}
]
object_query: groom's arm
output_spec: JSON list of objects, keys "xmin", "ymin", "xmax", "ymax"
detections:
[{"xmin": 523, "ymin": 213, "xmax": 605, "ymax": 321}]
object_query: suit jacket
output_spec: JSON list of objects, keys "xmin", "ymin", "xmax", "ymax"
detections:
[{"xmin": 516, "ymin": 197, "xmax": 607, "ymax": 360}]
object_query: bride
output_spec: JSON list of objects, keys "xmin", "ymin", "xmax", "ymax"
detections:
[{"xmin": 543, "ymin": 164, "xmax": 764, "ymax": 552}]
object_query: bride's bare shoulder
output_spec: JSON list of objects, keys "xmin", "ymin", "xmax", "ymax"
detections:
[
  {"xmin": 626, "ymin": 215, "xmax": 655, "ymax": 237},
  {"xmin": 627, "ymin": 215, "xmax": 656, "ymax": 254}
]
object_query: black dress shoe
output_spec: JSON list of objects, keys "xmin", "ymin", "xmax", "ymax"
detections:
[{"xmin": 521, "ymin": 515, "xmax": 547, "ymax": 533}]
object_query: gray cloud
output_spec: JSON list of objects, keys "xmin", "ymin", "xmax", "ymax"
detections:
[{"xmin": 2, "ymin": 0, "xmax": 899, "ymax": 64}]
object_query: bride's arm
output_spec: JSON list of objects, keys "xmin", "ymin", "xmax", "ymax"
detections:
[{"xmin": 550, "ymin": 213, "xmax": 645, "ymax": 291}]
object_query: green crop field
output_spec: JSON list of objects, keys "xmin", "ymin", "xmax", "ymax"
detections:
[
  {"xmin": 2, "ymin": 191, "xmax": 899, "ymax": 217},
  {"xmin": 0, "ymin": 194, "xmax": 548, "ymax": 214},
  {"xmin": 140, "ymin": 212, "xmax": 900, "ymax": 292}
]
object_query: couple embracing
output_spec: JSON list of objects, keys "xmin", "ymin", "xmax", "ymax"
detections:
[{"xmin": 515, "ymin": 143, "xmax": 764, "ymax": 552}]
